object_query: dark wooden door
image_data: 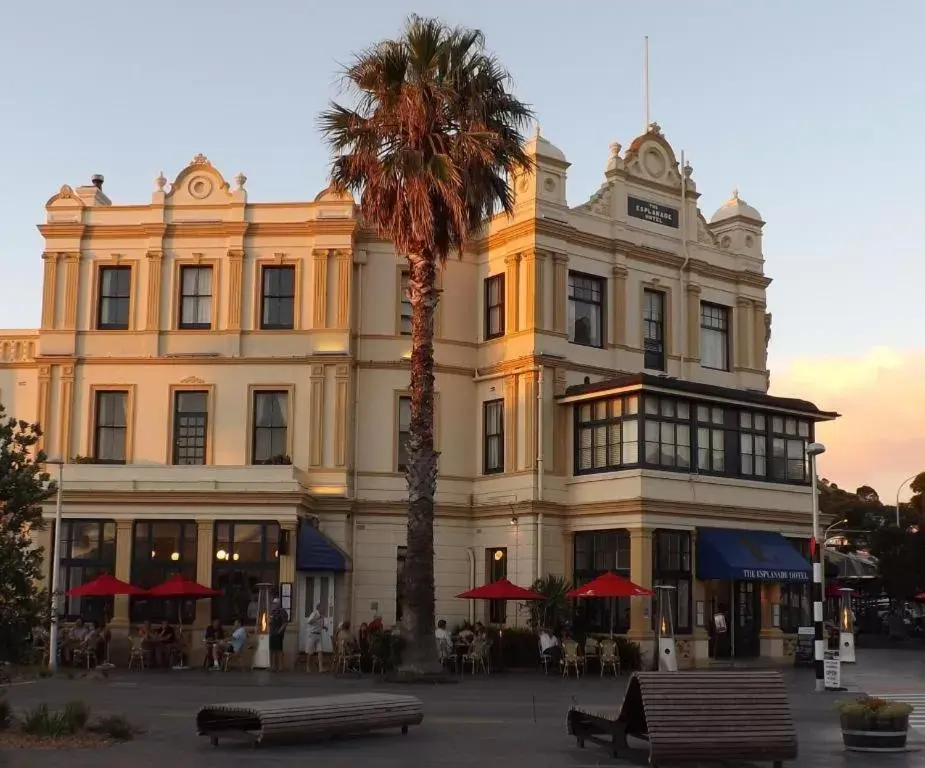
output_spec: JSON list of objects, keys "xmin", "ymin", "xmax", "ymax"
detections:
[{"xmin": 734, "ymin": 580, "xmax": 761, "ymax": 658}]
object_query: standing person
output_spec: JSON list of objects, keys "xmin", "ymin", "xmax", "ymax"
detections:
[
  {"xmin": 268, "ymin": 599, "xmax": 288, "ymax": 672},
  {"xmin": 305, "ymin": 602, "xmax": 326, "ymax": 672}
]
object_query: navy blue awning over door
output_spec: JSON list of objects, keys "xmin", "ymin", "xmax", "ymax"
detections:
[
  {"xmin": 296, "ymin": 521, "xmax": 348, "ymax": 572},
  {"xmin": 696, "ymin": 528, "xmax": 811, "ymax": 582}
]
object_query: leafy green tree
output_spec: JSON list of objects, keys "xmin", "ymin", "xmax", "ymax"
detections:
[
  {"xmin": 0, "ymin": 409, "xmax": 54, "ymax": 662},
  {"xmin": 320, "ymin": 16, "xmax": 532, "ymax": 673},
  {"xmin": 526, "ymin": 575, "xmax": 572, "ymax": 632}
]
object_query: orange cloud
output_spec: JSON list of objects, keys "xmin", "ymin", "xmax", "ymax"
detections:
[{"xmin": 771, "ymin": 348, "xmax": 925, "ymax": 502}]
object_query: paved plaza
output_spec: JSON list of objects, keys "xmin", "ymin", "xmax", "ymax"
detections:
[{"xmin": 2, "ymin": 648, "xmax": 924, "ymax": 767}]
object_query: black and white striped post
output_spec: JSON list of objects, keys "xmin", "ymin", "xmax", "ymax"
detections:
[{"xmin": 807, "ymin": 442, "xmax": 827, "ymax": 692}]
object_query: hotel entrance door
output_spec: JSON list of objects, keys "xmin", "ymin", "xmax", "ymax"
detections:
[{"xmin": 734, "ymin": 581, "xmax": 760, "ymax": 658}]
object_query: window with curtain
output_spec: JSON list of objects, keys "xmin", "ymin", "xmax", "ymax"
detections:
[
  {"xmin": 573, "ymin": 530, "xmax": 631, "ymax": 634},
  {"xmin": 652, "ymin": 530, "xmax": 692, "ymax": 634},
  {"xmin": 97, "ymin": 266, "xmax": 131, "ymax": 330},
  {"xmin": 699, "ymin": 302, "xmax": 729, "ymax": 370},
  {"xmin": 56, "ymin": 520, "xmax": 116, "ymax": 622},
  {"xmin": 483, "ymin": 399, "xmax": 504, "ymax": 474},
  {"xmin": 172, "ymin": 390, "xmax": 209, "ymax": 465},
  {"xmin": 130, "ymin": 521, "xmax": 198, "ymax": 624},
  {"xmin": 211, "ymin": 522, "xmax": 280, "ymax": 625},
  {"xmin": 397, "ymin": 396, "xmax": 411, "ymax": 471},
  {"xmin": 643, "ymin": 289, "xmax": 666, "ymax": 370},
  {"xmin": 770, "ymin": 416, "xmax": 811, "ymax": 483},
  {"xmin": 179, "ymin": 266, "xmax": 213, "ymax": 329},
  {"xmin": 260, "ymin": 265, "xmax": 295, "ymax": 329},
  {"xmin": 574, "ymin": 394, "xmax": 639, "ymax": 474},
  {"xmin": 93, "ymin": 390, "xmax": 128, "ymax": 463},
  {"xmin": 739, "ymin": 411, "xmax": 768, "ymax": 479},
  {"xmin": 696, "ymin": 404, "xmax": 725, "ymax": 473},
  {"xmin": 643, "ymin": 395, "xmax": 691, "ymax": 469},
  {"xmin": 484, "ymin": 274, "xmax": 505, "ymax": 339},
  {"xmin": 252, "ymin": 390, "xmax": 289, "ymax": 463},
  {"xmin": 568, "ymin": 272, "xmax": 604, "ymax": 348},
  {"xmin": 399, "ymin": 273, "xmax": 412, "ymax": 335}
]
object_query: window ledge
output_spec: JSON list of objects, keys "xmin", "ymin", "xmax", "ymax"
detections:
[{"xmin": 568, "ymin": 468, "xmax": 812, "ymax": 492}]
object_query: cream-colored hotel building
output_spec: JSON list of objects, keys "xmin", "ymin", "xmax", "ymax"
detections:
[{"xmin": 0, "ymin": 124, "xmax": 835, "ymax": 665}]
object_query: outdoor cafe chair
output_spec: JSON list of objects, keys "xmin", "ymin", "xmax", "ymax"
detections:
[
  {"xmin": 598, "ymin": 638, "xmax": 619, "ymax": 677},
  {"xmin": 561, "ymin": 639, "xmax": 581, "ymax": 679}
]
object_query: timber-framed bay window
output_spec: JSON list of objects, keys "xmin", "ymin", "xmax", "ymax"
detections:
[
  {"xmin": 130, "ymin": 522, "xmax": 198, "ymax": 623},
  {"xmin": 572, "ymin": 388, "xmax": 816, "ymax": 485},
  {"xmin": 652, "ymin": 530, "xmax": 692, "ymax": 634},
  {"xmin": 573, "ymin": 530, "xmax": 631, "ymax": 634},
  {"xmin": 56, "ymin": 520, "xmax": 116, "ymax": 622},
  {"xmin": 212, "ymin": 522, "xmax": 280, "ymax": 625}
]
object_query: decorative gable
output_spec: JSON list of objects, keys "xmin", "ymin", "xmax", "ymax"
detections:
[
  {"xmin": 165, "ymin": 154, "xmax": 235, "ymax": 205},
  {"xmin": 622, "ymin": 123, "xmax": 682, "ymax": 190}
]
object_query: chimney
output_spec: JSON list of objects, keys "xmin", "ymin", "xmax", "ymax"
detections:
[
  {"xmin": 76, "ymin": 175, "xmax": 112, "ymax": 206},
  {"xmin": 91, "ymin": 174, "xmax": 104, "ymax": 191}
]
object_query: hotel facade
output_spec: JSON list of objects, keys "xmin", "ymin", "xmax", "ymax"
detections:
[{"xmin": 0, "ymin": 125, "xmax": 835, "ymax": 665}]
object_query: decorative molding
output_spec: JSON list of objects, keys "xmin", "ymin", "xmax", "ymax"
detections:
[
  {"xmin": 41, "ymin": 253, "xmax": 59, "ymax": 329},
  {"xmin": 180, "ymin": 376, "xmax": 206, "ymax": 385},
  {"xmin": 552, "ymin": 253, "xmax": 568, "ymax": 334},
  {"xmin": 227, "ymin": 249, "xmax": 245, "ymax": 331},
  {"xmin": 335, "ymin": 249, "xmax": 352, "ymax": 329},
  {"xmin": 309, "ymin": 364, "xmax": 325, "ymax": 466},
  {"xmin": 503, "ymin": 374, "xmax": 518, "ymax": 472},
  {"xmin": 312, "ymin": 249, "xmax": 330, "ymax": 329},
  {"xmin": 334, "ymin": 365, "xmax": 349, "ymax": 467},
  {"xmin": 145, "ymin": 250, "xmax": 163, "ymax": 331}
]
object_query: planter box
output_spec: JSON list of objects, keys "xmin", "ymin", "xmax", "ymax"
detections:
[{"xmin": 841, "ymin": 714, "xmax": 909, "ymax": 752}]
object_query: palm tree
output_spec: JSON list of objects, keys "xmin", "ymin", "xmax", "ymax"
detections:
[{"xmin": 320, "ymin": 15, "xmax": 533, "ymax": 673}]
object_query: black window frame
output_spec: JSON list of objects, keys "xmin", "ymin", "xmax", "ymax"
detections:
[
  {"xmin": 259, "ymin": 265, "xmax": 296, "ymax": 330},
  {"xmin": 97, "ymin": 266, "xmax": 132, "ymax": 331},
  {"xmin": 780, "ymin": 538, "xmax": 813, "ymax": 633},
  {"xmin": 397, "ymin": 395, "xmax": 411, "ymax": 472},
  {"xmin": 484, "ymin": 273, "xmax": 505, "ymax": 340},
  {"xmin": 55, "ymin": 519, "xmax": 116, "ymax": 623},
  {"xmin": 399, "ymin": 273, "xmax": 412, "ymax": 336},
  {"xmin": 252, "ymin": 390, "xmax": 289, "ymax": 464},
  {"xmin": 699, "ymin": 302, "xmax": 730, "ymax": 371},
  {"xmin": 93, "ymin": 390, "xmax": 128, "ymax": 464},
  {"xmin": 130, "ymin": 521, "xmax": 198, "ymax": 624},
  {"xmin": 738, "ymin": 410, "xmax": 769, "ymax": 479},
  {"xmin": 573, "ymin": 530, "xmax": 631, "ymax": 634},
  {"xmin": 652, "ymin": 530, "xmax": 692, "ymax": 634},
  {"xmin": 642, "ymin": 395, "xmax": 692, "ymax": 470},
  {"xmin": 567, "ymin": 271, "xmax": 605, "ymax": 348},
  {"xmin": 485, "ymin": 547, "xmax": 508, "ymax": 623},
  {"xmin": 574, "ymin": 394, "xmax": 640, "ymax": 475},
  {"xmin": 643, "ymin": 289, "xmax": 666, "ymax": 371},
  {"xmin": 211, "ymin": 521, "xmax": 281, "ymax": 626},
  {"xmin": 172, "ymin": 390, "xmax": 209, "ymax": 465},
  {"xmin": 178, "ymin": 265, "xmax": 213, "ymax": 330},
  {"xmin": 482, "ymin": 399, "xmax": 504, "ymax": 475},
  {"xmin": 770, "ymin": 415, "xmax": 812, "ymax": 483},
  {"xmin": 695, "ymin": 403, "xmax": 726, "ymax": 474}
]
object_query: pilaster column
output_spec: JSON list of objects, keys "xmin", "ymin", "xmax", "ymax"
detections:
[
  {"xmin": 36, "ymin": 365, "xmax": 51, "ymax": 454},
  {"xmin": 335, "ymin": 249, "xmax": 352, "ymax": 329},
  {"xmin": 504, "ymin": 253, "xmax": 520, "ymax": 334},
  {"xmin": 278, "ymin": 521, "xmax": 298, "ymax": 584},
  {"xmin": 309, "ymin": 364, "xmax": 325, "ymax": 467},
  {"xmin": 145, "ymin": 251, "xmax": 163, "ymax": 331},
  {"xmin": 612, "ymin": 265, "xmax": 628, "ymax": 346},
  {"xmin": 312, "ymin": 249, "xmax": 330, "ymax": 329},
  {"xmin": 62, "ymin": 252, "xmax": 81, "ymax": 330},
  {"xmin": 333, "ymin": 364, "xmax": 349, "ymax": 467},
  {"xmin": 112, "ymin": 521, "xmax": 133, "ymax": 628},
  {"xmin": 753, "ymin": 300, "xmax": 768, "ymax": 370},
  {"xmin": 685, "ymin": 283, "xmax": 702, "ymax": 361},
  {"xmin": 195, "ymin": 520, "xmax": 215, "ymax": 627},
  {"xmin": 735, "ymin": 297, "xmax": 752, "ymax": 370},
  {"xmin": 522, "ymin": 370, "xmax": 537, "ymax": 471},
  {"xmin": 41, "ymin": 252, "xmax": 59, "ymax": 329},
  {"xmin": 552, "ymin": 253, "xmax": 569, "ymax": 334},
  {"xmin": 628, "ymin": 528, "xmax": 654, "ymax": 640},
  {"xmin": 227, "ymin": 249, "xmax": 245, "ymax": 331},
  {"xmin": 58, "ymin": 365, "xmax": 75, "ymax": 462},
  {"xmin": 522, "ymin": 250, "xmax": 545, "ymax": 331},
  {"xmin": 503, "ymin": 374, "xmax": 518, "ymax": 471}
]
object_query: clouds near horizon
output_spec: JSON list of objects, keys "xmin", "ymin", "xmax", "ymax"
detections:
[{"xmin": 772, "ymin": 348, "xmax": 925, "ymax": 502}]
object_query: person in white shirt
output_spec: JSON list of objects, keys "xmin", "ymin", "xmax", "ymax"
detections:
[
  {"xmin": 434, "ymin": 619, "xmax": 452, "ymax": 660},
  {"xmin": 539, "ymin": 629, "xmax": 560, "ymax": 666},
  {"xmin": 211, "ymin": 619, "xmax": 247, "ymax": 669},
  {"xmin": 306, "ymin": 602, "xmax": 326, "ymax": 672}
]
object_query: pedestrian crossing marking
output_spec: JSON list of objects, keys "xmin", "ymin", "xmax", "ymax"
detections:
[{"xmin": 870, "ymin": 692, "xmax": 925, "ymax": 733}]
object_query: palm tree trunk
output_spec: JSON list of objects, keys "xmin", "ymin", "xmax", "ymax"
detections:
[{"xmin": 398, "ymin": 251, "xmax": 442, "ymax": 674}]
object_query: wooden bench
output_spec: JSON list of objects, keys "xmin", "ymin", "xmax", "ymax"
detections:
[
  {"xmin": 567, "ymin": 671, "xmax": 798, "ymax": 767},
  {"xmin": 196, "ymin": 693, "xmax": 424, "ymax": 748}
]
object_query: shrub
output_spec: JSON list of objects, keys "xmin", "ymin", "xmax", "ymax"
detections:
[
  {"xmin": 88, "ymin": 714, "xmax": 136, "ymax": 741},
  {"xmin": 615, "ymin": 637, "xmax": 642, "ymax": 671},
  {"xmin": 21, "ymin": 704, "xmax": 66, "ymax": 737},
  {"xmin": 0, "ymin": 696, "xmax": 11, "ymax": 731},
  {"xmin": 62, "ymin": 700, "xmax": 91, "ymax": 732},
  {"xmin": 838, "ymin": 696, "xmax": 913, "ymax": 719}
]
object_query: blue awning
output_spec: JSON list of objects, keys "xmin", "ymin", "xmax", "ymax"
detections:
[
  {"xmin": 296, "ymin": 522, "xmax": 348, "ymax": 572},
  {"xmin": 696, "ymin": 528, "xmax": 811, "ymax": 583}
]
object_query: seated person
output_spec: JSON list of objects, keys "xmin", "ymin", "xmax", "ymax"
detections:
[
  {"xmin": 152, "ymin": 619, "xmax": 177, "ymax": 668},
  {"xmin": 367, "ymin": 615, "xmax": 383, "ymax": 634},
  {"xmin": 539, "ymin": 628, "xmax": 561, "ymax": 665},
  {"xmin": 204, "ymin": 619, "xmax": 224, "ymax": 661},
  {"xmin": 63, "ymin": 618, "xmax": 89, "ymax": 665},
  {"xmin": 211, "ymin": 620, "xmax": 246, "ymax": 669},
  {"xmin": 335, "ymin": 620, "xmax": 355, "ymax": 647}
]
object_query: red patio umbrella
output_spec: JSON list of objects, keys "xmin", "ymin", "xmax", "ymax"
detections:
[
  {"xmin": 145, "ymin": 575, "xmax": 221, "ymax": 669},
  {"xmin": 567, "ymin": 572, "xmax": 653, "ymax": 637},
  {"xmin": 826, "ymin": 585, "xmax": 854, "ymax": 599},
  {"xmin": 457, "ymin": 578, "xmax": 544, "ymax": 602},
  {"xmin": 66, "ymin": 574, "xmax": 145, "ymax": 597}
]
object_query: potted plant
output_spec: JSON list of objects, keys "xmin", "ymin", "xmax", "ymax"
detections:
[{"xmin": 838, "ymin": 696, "xmax": 912, "ymax": 752}]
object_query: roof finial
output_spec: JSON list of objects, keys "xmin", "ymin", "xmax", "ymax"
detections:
[
  {"xmin": 732, "ymin": 187, "xmax": 739, "ymax": 200},
  {"xmin": 535, "ymin": 120, "xmax": 541, "ymax": 138},
  {"xmin": 155, "ymin": 171, "xmax": 167, "ymax": 191}
]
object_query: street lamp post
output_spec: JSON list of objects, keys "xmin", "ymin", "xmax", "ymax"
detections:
[
  {"xmin": 45, "ymin": 458, "xmax": 64, "ymax": 674},
  {"xmin": 896, "ymin": 474, "xmax": 918, "ymax": 529},
  {"xmin": 806, "ymin": 442, "xmax": 826, "ymax": 693}
]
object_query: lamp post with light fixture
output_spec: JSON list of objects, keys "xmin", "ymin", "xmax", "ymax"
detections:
[
  {"xmin": 806, "ymin": 442, "xmax": 826, "ymax": 692},
  {"xmin": 896, "ymin": 474, "xmax": 918, "ymax": 529},
  {"xmin": 45, "ymin": 458, "xmax": 64, "ymax": 674}
]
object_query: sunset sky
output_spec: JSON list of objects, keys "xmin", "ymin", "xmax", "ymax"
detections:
[{"xmin": 1, "ymin": 1, "xmax": 920, "ymax": 495}]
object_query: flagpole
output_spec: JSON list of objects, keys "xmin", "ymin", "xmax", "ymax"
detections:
[{"xmin": 644, "ymin": 35, "xmax": 650, "ymax": 131}]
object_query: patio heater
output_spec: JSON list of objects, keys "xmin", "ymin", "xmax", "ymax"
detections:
[
  {"xmin": 251, "ymin": 583, "xmax": 273, "ymax": 670},
  {"xmin": 839, "ymin": 587, "xmax": 856, "ymax": 663},
  {"xmin": 655, "ymin": 585, "xmax": 678, "ymax": 672}
]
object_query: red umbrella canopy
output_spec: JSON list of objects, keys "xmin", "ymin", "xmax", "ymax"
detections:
[
  {"xmin": 826, "ymin": 585, "xmax": 854, "ymax": 599},
  {"xmin": 567, "ymin": 572, "xmax": 653, "ymax": 599},
  {"xmin": 67, "ymin": 574, "xmax": 145, "ymax": 597},
  {"xmin": 144, "ymin": 574, "xmax": 221, "ymax": 599},
  {"xmin": 457, "ymin": 578, "xmax": 544, "ymax": 601}
]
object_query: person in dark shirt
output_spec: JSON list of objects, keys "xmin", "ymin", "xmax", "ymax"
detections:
[
  {"xmin": 204, "ymin": 619, "xmax": 224, "ymax": 667},
  {"xmin": 153, "ymin": 620, "xmax": 177, "ymax": 668},
  {"xmin": 268, "ymin": 599, "xmax": 288, "ymax": 672}
]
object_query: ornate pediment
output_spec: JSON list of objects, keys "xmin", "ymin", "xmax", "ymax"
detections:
[
  {"xmin": 45, "ymin": 184, "xmax": 85, "ymax": 210},
  {"xmin": 623, "ymin": 123, "xmax": 682, "ymax": 189},
  {"xmin": 165, "ymin": 153, "xmax": 235, "ymax": 205}
]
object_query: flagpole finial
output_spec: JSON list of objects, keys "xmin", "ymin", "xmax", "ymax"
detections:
[{"xmin": 535, "ymin": 121, "xmax": 541, "ymax": 138}]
